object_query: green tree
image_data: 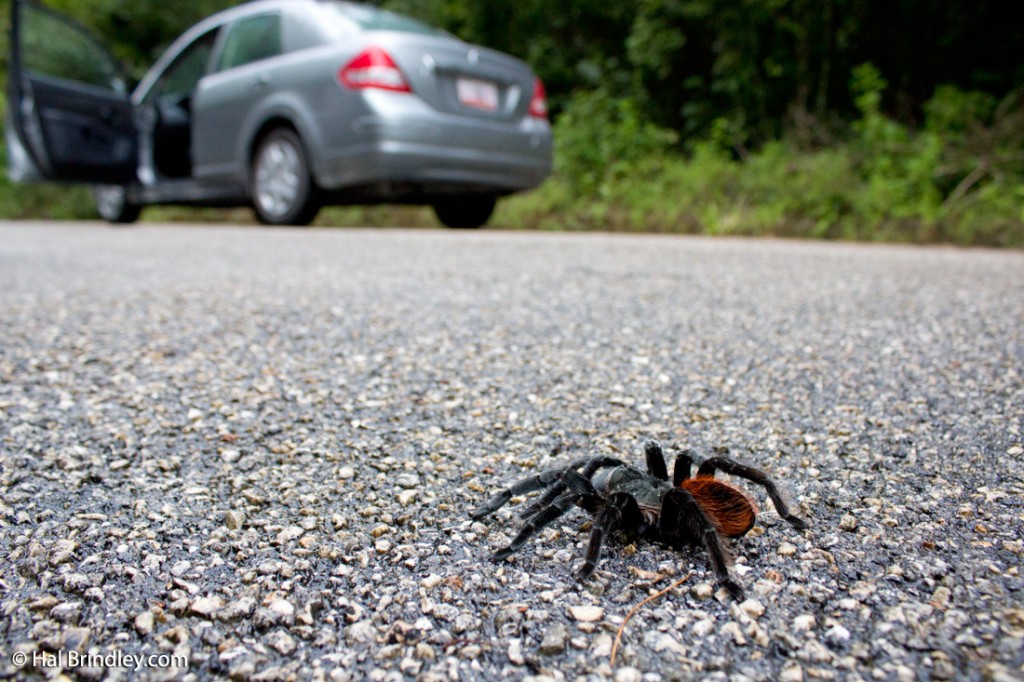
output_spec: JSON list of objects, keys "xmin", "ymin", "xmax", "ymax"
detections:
[
  {"xmin": 379, "ymin": 0, "xmax": 636, "ymax": 112},
  {"xmin": 15, "ymin": 0, "xmax": 235, "ymax": 77}
]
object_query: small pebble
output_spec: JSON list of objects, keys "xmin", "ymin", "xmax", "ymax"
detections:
[
  {"xmin": 613, "ymin": 668, "xmax": 642, "ymax": 682},
  {"xmin": 777, "ymin": 542, "xmax": 798, "ymax": 556},
  {"xmin": 190, "ymin": 596, "xmax": 223, "ymax": 619},
  {"xmin": 779, "ymin": 664, "xmax": 804, "ymax": 682},
  {"xmin": 508, "ymin": 639, "xmax": 525, "ymax": 665},
  {"xmin": 930, "ymin": 586, "xmax": 952, "ymax": 609},
  {"xmin": 50, "ymin": 601, "xmax": 82, "ymax": 623},
  {"xmin": 224, "ymin": 510, "xmax": 245, "ymax": 530},
  {"xmin": 61, "ymin": 627, "xmax": 90, "ymax": 652},
  {"xmin": 739, "ymin": 598, "xmax": 765, "ymax": 618},
  {"xmin": 721, "ymin": 621, "xmax": 746, "ymax": 645},
  {"xmin": 421, "ymin": 574, "xmax": 443, "ymax": 589},
  {"xmin": 539, "ymin": 624, "xmax": 568, "ymax": 655},
  {"xmin": 793, "ymin": 614, "xmax": 816, "ymax": 631},
  {"xmin": 692, "ymin": 583, "xmax": 715, "ymax": 600},
  {"xmin": 825, "ymin": 623, "xmax": 851, "ymax": 648},
  {"xmin": 267, "ymin": 631, "xmax": 297, "ymax": 656},
  {"xmin": 218, "ymin": 597, "xmax": 255, "ymax": 622},
  {"xmin": 135, "ymin": 611, "xmax": 155, "ymax": 636},
  {"xmin": 568, "ymin": 605, "xmax": 604, "ymax": 622}
]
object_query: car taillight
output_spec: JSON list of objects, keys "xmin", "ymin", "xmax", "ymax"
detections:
[
  {"xmin": 528, "ymin": 77, "xmax": 548, "ymax": 119},
  {"xmin": 339, "ymin": 47, "xmax": 411, "ymax": 92}
]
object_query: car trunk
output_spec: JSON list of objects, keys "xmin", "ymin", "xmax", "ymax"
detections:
[{"xmin": 375, "ymin": 34, "xmax": 534, "ymax": 123}]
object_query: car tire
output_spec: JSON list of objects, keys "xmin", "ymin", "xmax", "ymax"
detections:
[
  {"xmin": 93, "ymin": 185, "xmax": 142, "ymax": 224},
  {"xmin": 433, "ymin": 195, "xmax": 496, "ymax": 229},
  {"xmin": 251, "ymin": 128, "xmax": 320, "ymax": 226}
]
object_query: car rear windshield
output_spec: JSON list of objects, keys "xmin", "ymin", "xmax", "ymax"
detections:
[{"xmin": 326, "ymin": 2, "xmax": 446, "ymax": 36}]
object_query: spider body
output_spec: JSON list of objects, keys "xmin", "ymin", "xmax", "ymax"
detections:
[
  {"xmin": 471, "ymin": 441, "xmax": 808, "ymax": 598},
  {"xmin": 590, "ymin": 465, "xmax": 671, "ymax": 515}
]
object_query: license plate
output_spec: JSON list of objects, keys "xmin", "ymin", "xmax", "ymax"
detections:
[{"xmin": 456, "ymin": 78, "xmax": 499, "ymax": 112}]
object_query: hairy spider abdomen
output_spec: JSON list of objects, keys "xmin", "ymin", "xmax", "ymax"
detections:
[{"xmin": 681, "ymin": 478, "xmax": 757, "ymax": 538}]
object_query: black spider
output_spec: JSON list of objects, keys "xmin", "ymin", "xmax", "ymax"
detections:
[{"xmin": 471, "ymin": 441, "xmax": 808, "ymax": 598}]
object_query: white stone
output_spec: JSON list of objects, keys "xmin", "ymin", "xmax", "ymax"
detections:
[
  {"xmin": 190, "ymin": 596, "xmax": 223, "ymax": 618},
  {"xmin": 134, "ymin": 611, "xmax": 155, "ymax": 635},
  {"xmin": 568, "ymin": 605, "xmax": 604, "ymax": 622},
  {"xmin": 777, "ymin": 542, "xmax": 798, "ymax": 556},
  {"xmin": 793, "ymin": 614, "xmax": 816, "ymax": 631},
  {"xmin": 778, "ymin": 664, "xmax": 803, "ymax": 682},
  {"xmin": 739, "ymin": 598, "xmax": 765, "ymax": 618},
  {"xmin": 420, "ymin": 574, "xmax": 443, "ymax": 589}
]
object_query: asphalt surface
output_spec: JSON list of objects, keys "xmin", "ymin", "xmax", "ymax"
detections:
[{"xmin": 0, "ymin": 221, "xmax": 1022, "ymax": 682}]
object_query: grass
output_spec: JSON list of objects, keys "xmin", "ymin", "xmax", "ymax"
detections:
[{"xmin": 494, "ymin": 145, "xmax": 1024, "ymax": 247}]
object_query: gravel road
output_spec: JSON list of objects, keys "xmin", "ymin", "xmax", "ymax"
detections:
[{"xmin": 1, "ymin": 222, "xmax": 1021, "ymax": 682}]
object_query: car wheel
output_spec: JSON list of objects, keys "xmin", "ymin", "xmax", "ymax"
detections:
[
  {"xmin": 93, "ymin": 185, "xmax": 141, "ymax": 224},
  {"xmin": 433, "ymin": 195, "xmax": 496, "ymax": 229},
  {"xmin": 251, "ymin": 128, "xmax": 319, "ymax": 226}
]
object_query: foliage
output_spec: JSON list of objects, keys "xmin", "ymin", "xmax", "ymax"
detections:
[
  {"xmin": 379, "ymin": 0, "xmax": 636, "ymax": 113},
  {"xmin": 1, "ymin": 0, "xmax": 1021, "ymax": 134},
  {"xmin": 497, "ymin": 73, "xmax": 1024, "ymax": 247},
  {"xmin": 553, "ymin": 89, "xmax": 677, "ymax": 196},
  {"xmin": 382, "ymin": 0, "xmax": 1024, "ymax": 146},
  {"xmin": 39, "ymin": 0, "xmax": 236, "ymax": 77}
]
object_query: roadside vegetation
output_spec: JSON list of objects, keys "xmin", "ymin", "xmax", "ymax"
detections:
[
  {"xmin": 1, "ymin": 0, "xmax": 1021, "ymax": 246},
  {"xmin": 498, "ymin": 71, "xmax": 1024, "ymax": 246}
]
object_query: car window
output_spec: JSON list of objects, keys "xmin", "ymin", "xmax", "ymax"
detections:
[
  {"xmin": 17, "ymin": 2, "xmax": 126, "ymax": 93},
  {"xmin": 325, "ymin": 2, "xmax": 446, "ymax": 36},
  {"xmin": 148, "ymin": 29, "xmax": 219, "ymax": 102},
  {"xmin": 216, "ymin": 14, "xmax": 283, "ymax": 72}
]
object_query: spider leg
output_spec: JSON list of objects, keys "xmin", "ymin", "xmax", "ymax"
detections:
[
  {"xmin": 492, "ymin": 470, "xmax": 609, "ymax": 564},
  {"xmin": 576, "ymin": 492, "xmax": 644, "ymax": 580},
  {"xmin": 672, "ymin": 449, "xmax": 697, "ymax": 486},
  {"xmin": 557, "ymin": 470, "xmax": 604, "ymax": 513},
  {"xmin": 491, "ymin": 492, "xmax": 579, "ymax": 561},
  {"xmin": 660, "ymin": 488, "xmax": 743, "ymax": 598},
  {"xmin": 696, "ymin": 453, "xmax": 808, "ymax": 530},
  {"xmin": 470, "ymin": 457, "xmax": 592, "ymax": 519},
  {"xmin": 644, "ymin": 440, "xmax": 669, "ymax": 481},
  {"xmin": 517, "ymin": 455, "xmax": 629, "ymax": 519}
]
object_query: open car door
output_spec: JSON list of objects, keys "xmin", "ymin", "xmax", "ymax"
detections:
[{"xmin": 6, "ymin": 0, "xmax": 137, "ymax": 185}]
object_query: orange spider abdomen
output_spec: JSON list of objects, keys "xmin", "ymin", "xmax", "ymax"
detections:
[{"xmin": 680, "ymin": 477, "xmax": 757, "ymax": 537}]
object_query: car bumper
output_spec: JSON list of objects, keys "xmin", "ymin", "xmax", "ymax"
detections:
[{"xmin": 313, "ymin": 113, "xmax": 552, "ymax": 195}]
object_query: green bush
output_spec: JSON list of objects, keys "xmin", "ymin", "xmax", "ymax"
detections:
[
  {"xmin": 499, "ymin": 75, "xmax": 1023, "ymax": 247},
  {"xmin": 554, "ymin": 88, "xmax": 678, "ymax": 197}
]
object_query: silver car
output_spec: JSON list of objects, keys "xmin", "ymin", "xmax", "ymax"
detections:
[{"xmin": 6, "ymin": 0, "xmax": 552, "ymax": 227}]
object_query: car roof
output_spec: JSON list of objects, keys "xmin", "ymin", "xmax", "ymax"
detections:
[
  {"xmin": 131, "ymin": 0, "xmax": 324, "ymax": 102},
  {"xmin": 131, "ymin": 0, "xmax": 442, "ymax": 102}
]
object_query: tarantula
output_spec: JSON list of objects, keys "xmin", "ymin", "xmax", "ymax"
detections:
[{"xmin": 471, "ymin": 441, "xmax": 808, "ymax": 597}]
